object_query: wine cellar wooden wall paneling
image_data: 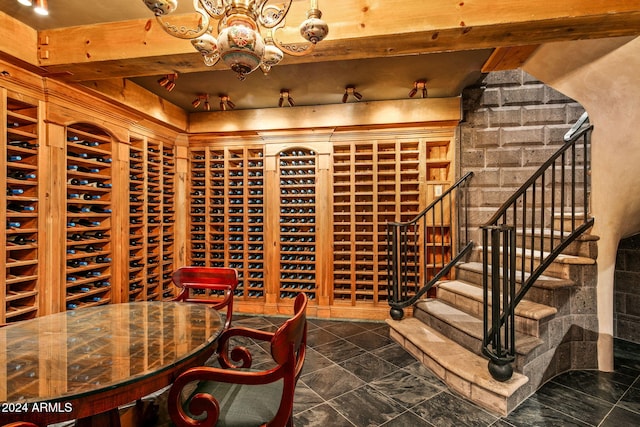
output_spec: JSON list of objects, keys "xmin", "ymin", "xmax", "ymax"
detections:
[
  {"xmin": 65, "ymin": 123, "xmax": 114, "ymax": 310},
  {"xmin": 3, "ymin": 92, "xmax": 41, "ymax": 323}
]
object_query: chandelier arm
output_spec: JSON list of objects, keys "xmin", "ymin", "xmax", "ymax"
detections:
[
  {"xmin": 271, "ymin": 25, "xmax": 315, "ymax": 57},
  {"xmin": 257, "ymin": 0, "xmax": 293, "ymax": 29},
  {"xmin": 156, "ymin": 0, "xmax": 211, "ymax": 39},
  {"xmin": 198, "ymin": 0, "xmax": 226, "ymax": 18}
]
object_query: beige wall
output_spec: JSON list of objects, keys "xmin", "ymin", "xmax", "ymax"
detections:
[{"xmin": 524, "ymin": 36, "xmax": 640, "ymax": 371}]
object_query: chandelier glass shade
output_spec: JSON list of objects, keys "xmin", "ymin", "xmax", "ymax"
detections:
[{"xmin": 142, "ymin": 0, "xmax": 329, "ymax": 80}]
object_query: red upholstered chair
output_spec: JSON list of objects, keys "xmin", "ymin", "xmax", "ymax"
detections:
[
  {"xmin": 168, "ymin": 293, "xmax": 308, "ymax": 427},
  {"xmin": 172, "ymin": 266, "xmax": 239, "ymax": 329}
]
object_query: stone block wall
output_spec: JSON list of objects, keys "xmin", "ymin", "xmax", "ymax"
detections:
[
  {"xmin": 615, "ymin": 234, "xmax": 640, "ymax": 344},
  {"xmin": 459, "ymin": 69, "xmax": 599, "ymax": 379},
  {"xmin": 460, "ymin": 69, "xmax": 586, "ymax": 244}
]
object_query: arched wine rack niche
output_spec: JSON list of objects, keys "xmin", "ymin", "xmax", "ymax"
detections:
[
  {"xmin": 65, "ymin": 123, "xmax": 114, "ymax": 310},
  {"xmin": 277, "ymin": 147, "xmax": 318, "ymax": 303}
]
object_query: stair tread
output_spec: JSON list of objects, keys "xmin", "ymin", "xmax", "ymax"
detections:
[
  {"xmin": 457, "ymin": 261, "xmax": 575, "ymax": 289},
  {"xmin": 438, "ymin": 280, "xmax": 557, "ymax": 320},
  {"xmin": 387, "ymin": 317, "xmax": 529, "ymax": 398},
  {"xmin": 415, "ymin": 299, "xmax": 544, "ymax": 355}
]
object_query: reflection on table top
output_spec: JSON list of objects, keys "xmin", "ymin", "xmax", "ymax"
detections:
[{"xmin": 0, "ymin": 301, "xmax": 223, "ymax": 403}]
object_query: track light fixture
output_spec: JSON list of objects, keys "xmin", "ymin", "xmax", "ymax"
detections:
[
  {"xmin": 219, "ymin": 95, "xmax": 236, "ymax": 111},
  {"xmin": 342, "ymin": 85, "xmax": 362, "ymax": 103},
  {"xmin": 279, "ymin": 90, "xmax": 295, "ymax": 107},
  {"xmin": 191, "ymin": 94, "xmax": 211, "ymax": 111},
  {"xmin": 34, "ymin": 0, "xmax": 48, "ymax": 16},
  {"xmin": 409, "ymin": 80, "xmax": 428, "ymax": 98},
  {"xmin": 18, "ymin": 0, "xmax": 49, "ymax": 16},
  {"xmin": 157, "ymin": 73, "xmax": 178, "ymax": 91}
]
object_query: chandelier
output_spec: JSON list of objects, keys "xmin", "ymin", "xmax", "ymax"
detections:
[{"xmin": 142, "ymin": 0, "xmax": 329, "ymax": 80}]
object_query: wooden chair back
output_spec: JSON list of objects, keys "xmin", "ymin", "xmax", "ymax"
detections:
[{"xmin": 172, "ymin": 266, "xmax": 239, "ymax": 329}]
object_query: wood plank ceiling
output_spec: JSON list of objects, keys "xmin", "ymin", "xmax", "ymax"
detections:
[{"xmin": 1, "ymin": 0, "xmax": 639, "ymax": 112}]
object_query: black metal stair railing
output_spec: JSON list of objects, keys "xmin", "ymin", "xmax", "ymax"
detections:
[
  {"xmin": 481, "ymin": 123, "xmax": 594, "ymax": 381},
  {"xmin": 387, "ymin": 172, "xmax": 474, "ymax": 320}
]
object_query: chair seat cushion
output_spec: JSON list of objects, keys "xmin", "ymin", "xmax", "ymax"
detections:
[{"xmin": 187, "ymin": 378, "xmax": 284, "ymax": 427}]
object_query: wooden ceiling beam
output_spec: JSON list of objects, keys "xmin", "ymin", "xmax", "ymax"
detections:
[{"xmin": 35, "ymin": 0, "xmax": 640, "ymax": 81}]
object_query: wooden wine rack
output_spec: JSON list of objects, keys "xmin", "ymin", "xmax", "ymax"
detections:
[
  {"xmin": 65, "ymin": 123, "xmax": 114, "ymax": 311},
  {"xmin": 184, "ymin": 131, "xmax": 453, "ymax": 318},
  {"xmin": 188, "ymin": 146, "xmax": 266, "ymax": 301},
  {"xmin": 332, "ymin": 140, "xmax": 422, "ymax": 306},
  {"xmin": 278, "ymin": 148, "xmax": 317, "ymax": 302},
  {"xmin": 161, "ymin": 146, "xmax": 176, "ymax": 299},
  {"xmin": 128, "ymin": 136, "xmax": 146, "ymax": 301},
  {"xmin": 128, "ymin": 136, "xmax": 176, "ymax": 301},
  {"xmin": 3, "ymin": 94, "xmax": 40, "ymax": 322}
]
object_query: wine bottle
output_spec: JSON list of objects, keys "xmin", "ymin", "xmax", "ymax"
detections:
[
  {"xmin": 73, "ymin": 244, "xmax": 96, "ymax": 253},
  {"xmin": 7, "ymin": 221, "xmax": 21, "ymax": 229},
  {"xmin": 7, "ymin": 203, "xmax": 35, "ymax": 212},
  {"xmin": 68, "ymin": 205, "xmax": 91, "ymax": 213},
  {"xmin": 69, "ymin": 233, "xmax": 83, "ymax": 241},
  {"xmin": 77, "ymin": 166, "xmax": 100, "ymax": 173},
  {"xmin": 83, "ymin": 231, "xmax": 107, "ymax": 239},
  {"xmin": 78, "ymin": 219, "xmax": 101, "ymax": 227},
  {"xmin": 67, "ymin": 303, "xmax": 78, "ymax": 310},
  {"xmin": 9, "ymin": 141, "xmax": 38, "ymax": 150},
  {"xmin": 7, "ymin": 155, "xmax": 22, "ymax": 162},
  {"xmin": 82, "ymin": 194, "xmax": 101, "ymax": 200},
  {"xmin": 6, "ymin": 188, "xmax": 24, "ymax": 196},
  {"xmin": 90, "ymin": 206, "xmax": 112, "ymax": 213},
  {"xmin": 68, "ymin": 151, "xmax": 88, "ymax": 159},
  {"xmin": 86, "ymin": 182, "xmax": 111, "ymax": 188},
  {"xmin": 7, "ymin": 235, "xmax": 35, "ymax": 245},
  {"xmin": 8, "ymin": 170, "xmax": 36, "ymax": 180}
]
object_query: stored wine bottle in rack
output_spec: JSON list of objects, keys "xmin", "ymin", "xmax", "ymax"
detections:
[
  {"xmin": 128, "ymin": 137, "xmax": 146, "ymax": 301},
  {"xmin": 188, "ymin": 150, "xmax": 208, "ymax": 269},
  {"xmin": 65, "ymin": 123, "xmax": 114, "ymax": 310},
  {"xmin": 161, "ymin": 144, "xmax": 176, "ymax": 299},
  {"xmin": 145, "ymin": 140, "xmax": 162, "ymax": 300},
  {"xmin": 228, "ymin": 147, "xmax": 265, "ymax": 300},
  {"xmin": 278, "ymin": 148, "xmax": 317, "ymax": 302},
  {"xmin": 4, "ymin": 94, "xmax": 40, "ymax": 322}
]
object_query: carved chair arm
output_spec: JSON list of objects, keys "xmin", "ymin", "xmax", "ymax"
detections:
[
  {"xmin": 216, "ymin": 326, "xmax": 276, "ymax": 369},
  {"xmin": 168, "ymin": 364, "xmax": 288, "ymax": 427}
]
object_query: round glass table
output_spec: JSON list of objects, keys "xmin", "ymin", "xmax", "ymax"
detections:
[{"xmin": 0, "ymin": 301, "xmax": 223, "ymax": 425}]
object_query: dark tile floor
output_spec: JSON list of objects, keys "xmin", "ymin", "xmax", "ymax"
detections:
[{"xmin": 152, "ymin": 315, "xmax": 640, "ymax": 427}]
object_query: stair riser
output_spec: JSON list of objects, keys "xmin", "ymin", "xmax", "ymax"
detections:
[
  {"xmin": 437, "ymin": 288, "xmax": 543, "ymax": 337},
  {"xmin": 515, "ymin": 234, "xmax": 598, "ymax": 259},
  {"xmin": 413, "ymin": 305, "xmax": 532, "ymax": 372},
  {"xmin": 454, "ymin": 267, "xmax": 572, "ymax": 308},
  {"xmin": 481, "ymin": 248, "xmax": 591, "ymax": 281}
]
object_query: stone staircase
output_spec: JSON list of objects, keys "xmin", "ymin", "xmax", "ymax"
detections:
[{"xmin": 387, "ymin": 228, "xmax": 599, "ymax": 416}]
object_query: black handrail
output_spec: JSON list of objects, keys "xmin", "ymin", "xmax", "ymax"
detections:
[
  {"xmin": 481, "ymin": 124, "xmax": 594, "ymax": 381},
  {"xmin": 387, "ymin": 172, "xmax": 474, "ymax": 320}
]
